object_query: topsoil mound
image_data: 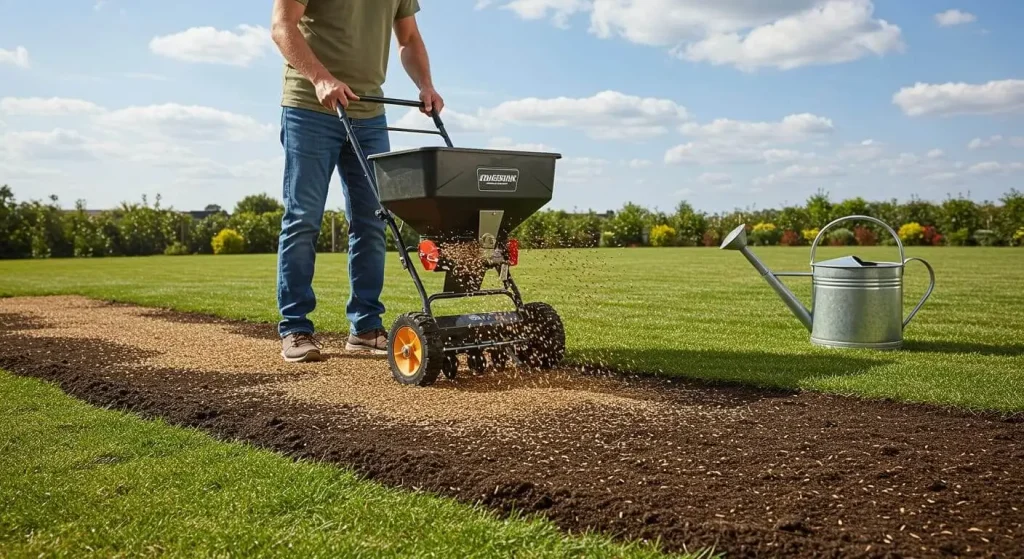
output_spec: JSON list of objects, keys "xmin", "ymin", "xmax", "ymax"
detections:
[{"xmin": 1, "ymin": 295, "xmax": 1021, "ymax": 558}]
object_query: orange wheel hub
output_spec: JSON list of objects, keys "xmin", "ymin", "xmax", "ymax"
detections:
[{"xmin": 392, "ymin": 325, "xmax": 423, "ymax": 377}]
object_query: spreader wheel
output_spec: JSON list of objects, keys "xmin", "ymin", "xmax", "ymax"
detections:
[
  {"xmin": 442, "ymin": 353, "xmax": 459, "ymax": 380},
  {"xmin": 387, "ymin": 313, "xmax": 444, "ymax": 387},
  {"xmin": 517, "ymin": 302, "xmax": 566, "ymax": 369},
  {"xmin": 466, "ymin": 351, "xmax": 487, "ymax": 374}
]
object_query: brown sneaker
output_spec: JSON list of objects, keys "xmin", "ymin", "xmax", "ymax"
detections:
[
  {"xmin": 345, "ymin": 328, "xmax": 387, "ymax": 355},
  {"xmin": 281, "ymin": 332, "xmax": 324, "ymax": 363}
]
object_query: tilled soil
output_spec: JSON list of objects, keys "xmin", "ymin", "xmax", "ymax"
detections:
[{"xmin": 1, "ymin": 296, "xmax": 1022, "ymax": 558}]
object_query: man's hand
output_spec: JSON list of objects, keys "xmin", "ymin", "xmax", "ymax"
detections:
[
  {"xmin": 419, "ymin": 86, "xmax": 444, "ymax": 115},
  {"xmin": 315, "ymin": 77, "xmax": 360, "ymax": 111}
]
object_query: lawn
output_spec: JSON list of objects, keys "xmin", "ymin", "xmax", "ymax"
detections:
[
  {"xmin": 1, "ymin": 245, "xmax": 1022, "ymax": 412},
  {"xmin": 0, "ymin": 370, "xmax": 693, "ymax": 559}
]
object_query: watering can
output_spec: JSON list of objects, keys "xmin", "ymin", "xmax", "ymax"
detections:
[{"xmin": 720, "ymin": 215, "xmax": 935, "ymax": 350}]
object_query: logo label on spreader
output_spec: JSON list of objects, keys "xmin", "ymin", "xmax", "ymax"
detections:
[{"xmin": 477, "ymin": 167, "xmax": 519, "ymax": 192}]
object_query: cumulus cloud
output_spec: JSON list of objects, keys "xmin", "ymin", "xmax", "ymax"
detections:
[
  {"xmin": 95, "ymin": 103, "xmax": 274, "ymax": 142},
  {"xmin": 893, "ymin": 79, "xmax": 1024, "ymax": 117},
  {"xmin": 697, "ymin": 172, "xmax": 733, "ymax": 187},
  {"xmin": 0, "ymin": 97, "xmax": 106, "ymax": 116},
  {"xmin": 484, "ymin": 90, "xmax": 689, "ymax": 139},
  {"xmin": 488, "ymin": 136, "xmax": 559, "ymax": 153},
  {"xmin": 752, "ymin": 164, "xmax": 846, "ymax": 186},
  {"xmin": 484, "ymin": 0, "xmax": 903, "ymax": 71},
  {"xmin": 149, "ymin": 25, "xmax": 272, "ymax": 66},
  {"xmin": 0, "ymin": 129, "xmax": 120, "ymax": 161},
  {"xmin": 934, "ymin": 9, "xmax": 976, "ymax": 27},
  {"xmin": 968, "ymin": 135, "xmax": 1024, "ymax": 150},
  {"xmin": 679, "ymin": 113, "xmax": 834, "ymax": 144},
  {"xmin": 677, "ymin": 0, "xmax": 903, "ymax": 71},
  {"xmin": 0, "ymin": 46, "xmax": 31, "ymax": 68},
  {"xmin": 967, "ymin": 161, "xmax": 1024, "ymax": 175}
]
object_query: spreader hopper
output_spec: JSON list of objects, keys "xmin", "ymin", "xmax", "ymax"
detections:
[{"xmin": 369, "ymin": 146, "xmax": 561, "ymax": 244}]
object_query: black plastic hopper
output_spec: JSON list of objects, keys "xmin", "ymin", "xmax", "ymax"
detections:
[
  {"xmin": 334, "ymin": 95, "xmax": 567, "ymax": 388},
  {"xmin": 369, "ymin": 146, "xmax": 561, "ymax": 242}
]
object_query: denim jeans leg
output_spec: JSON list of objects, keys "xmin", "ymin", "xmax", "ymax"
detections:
[
  {"xmin": 338, "ymin": 113, "xmax": 390, "ymax": 335},
  {"xmin": 277, "ymin": 107, "xmax": 345, "ymax": 338}
]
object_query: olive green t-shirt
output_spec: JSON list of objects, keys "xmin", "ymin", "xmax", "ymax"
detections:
[{"xmin": 281, "ymin": 0, "xmax": 421, "ymax": 119}]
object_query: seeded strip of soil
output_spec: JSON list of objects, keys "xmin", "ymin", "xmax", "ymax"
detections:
[{"xmin": 1, "ymin": 296, "xmax": 1022, "ymax": 559}]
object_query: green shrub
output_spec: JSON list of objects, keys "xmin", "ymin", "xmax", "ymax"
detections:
[
  {"xmin": 212, "ymin": 228, "xmax": 245, "ymax": 255},
  {"xmin": 163, "ymin": 241, "xmax": 190, "ymax": 256},
  {"xmin": 973, "ymin": 229, "xmax": 1001, "ymax": 247},
  {"xmin": 1014, "ymin": 228, "xmax": 1024, "ymax": 247},
  {"xmin": 946, "ymin": 228, "xmax": 970, "ymax": 247},
  {"xmin": 827, "ymin": 227, "xmax": 855, "ymax": 246}
]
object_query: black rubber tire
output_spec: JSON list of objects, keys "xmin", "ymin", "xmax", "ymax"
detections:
[
  {"xmin": 487, "ymin": 347, "xmax": 510, "ymax": 370},
  {"xmin": 442, "ymin": 353, "xmax": 459, "ymax": 380},
  {"xmin": 517, "ymin": 302, "xmax": 566, "ymax": 369},
  {"xmin": 387, "ymin": 313, "xmax": 444, "ymax": 387},
  {"xmin": 466, "ymin": 350, "xmax": 487, "ymax": 374}
]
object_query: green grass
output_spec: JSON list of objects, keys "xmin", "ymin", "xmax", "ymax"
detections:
[
  {"xmin": 1, "ymin": 246, "xmax": 1022, "ymax": 412},
  {"xmin": 0, "ymin": 370, "xmax": 698, "ymax": 558}
]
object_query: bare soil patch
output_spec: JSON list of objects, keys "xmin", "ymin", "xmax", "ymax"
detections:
[{"xmin": 1, "ymin": 296, "xmax": 1022, "ymax": 558}]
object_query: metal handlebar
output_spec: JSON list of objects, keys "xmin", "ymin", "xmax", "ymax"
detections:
[
  {"xmin": 809, "ymin": 215, "xmax": 905, "ymax": 265},
  {"xmin": 337, "ymin": 95, "xmax": 453, "ymax": 148}
]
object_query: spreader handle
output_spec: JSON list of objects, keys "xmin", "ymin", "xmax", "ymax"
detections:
[
  {"xmin": 357, "ymin": 95, "xmax": 425, "ymax": 108},
  {"xmin": 338, "ymin": 95, "xmax": 453, "ymax": 148}
]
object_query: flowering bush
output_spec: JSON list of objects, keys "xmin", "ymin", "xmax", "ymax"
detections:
[
  {"xmin": 898, "ymin": 222, "xmax": 925, "ymax": 245},
  {"xmin": 853, "ymin": 226, "xmax": 877, "ymax": 246},
  {"xmin": 212, "ymin": 228, "xmax": 245, "ymax": 255},
  {"xmin": 923, "ymin": 225, "xmax": 943, "ymax": 246},
  {"xmin": 648, "ymin": 224, "xmax": 677, "ymax": 247},
  {"xmin": 702, "ymin": 229, "xmax": 721, "ymax": 247},
  {"xmin": 802, "ymin": 228, "xmax": 820, "ymax": 243},
  {"xmin": 749, "ymin": 222, "xmax": 780, "ymax": 245},
  {"xmin": 780, "ymin": 230, "xmax": 802, "ymax": 246},
  {"xmin": 1014, "ymin": 228, "xmax": 1024, "ymax": 247}
]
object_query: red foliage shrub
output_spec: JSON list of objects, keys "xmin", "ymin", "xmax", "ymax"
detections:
[
  {"xmin": 780, "ymin": 230, "xmax": 801, "ymax": 246},
  {"xmin": 922, "ymin": 225, "xmax": 942, "ymax": 246},
  {"xmin": 854, "ymin": 226, "xmax": 877, "ymax": 246},
  {"xmin": 702, "ymin": 230, "xmax": 720, "ymax": 247}
]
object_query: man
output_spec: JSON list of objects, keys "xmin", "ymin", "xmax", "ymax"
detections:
[{"xmin": 270, "ymin": 0, "xmax": 443, "ymax": 362}]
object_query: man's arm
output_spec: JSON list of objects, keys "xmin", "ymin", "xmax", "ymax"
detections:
[
  {"xmin": 271, "ymin": 0, "xmax": 358, "ymax": 111},
  {"xmin": 394, "ymin": 15, "xmax": 444, "ymax": 115}
]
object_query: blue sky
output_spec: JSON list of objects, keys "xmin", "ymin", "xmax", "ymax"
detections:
[{"xmin": 1, "ymin": 0, "xmax": 1022, "ymax": 214}]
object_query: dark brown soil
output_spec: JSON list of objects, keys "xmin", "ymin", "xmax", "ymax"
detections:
[{"xmin": 2, "ymin": 302, "xmax": 1022, "ymax": 558}]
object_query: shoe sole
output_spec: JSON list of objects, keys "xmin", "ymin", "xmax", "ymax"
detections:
[
  {"xmin": 345, "ymin": 343, "xmax": 387, "ymax": 355},
  {"xmin": 281, "ymin": 350, "xmax": 324, "ymax": 363}
]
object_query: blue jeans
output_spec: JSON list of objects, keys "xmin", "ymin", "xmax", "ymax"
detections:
[{"xmin": 277, "ymin": 106, "xmax": 390, "ymax": 338}]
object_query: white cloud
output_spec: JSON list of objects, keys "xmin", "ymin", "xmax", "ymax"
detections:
[
  {"xmin": 484, "ymin": 90, "xmax": 689, "ymax": 139},
  {"xmin": 934, "ymin": 9, "xmax": 976, "ymax": 27},
  {"xmin": 628, "ymin": 158, "xmax": 652, "ymax": 168},
  {"xmin": 488, "ymin": 136, "xmax": 558, "ymax": 152},
  {"xmin": 0, "ymin": 46, "xmax": 31, "ymax": 68},
  {"xmin": 679, "ymin": 113, "xmax": 834, "ymax": 144},
  {"xmin": 149, "ymin": 25, "xmax": 272, "ymax": 66},
  {"xmin": 968, "ymin": 135, "xmax": 1024, "ymax": 150},
  {"xmin": 967, "ymin": 161, "xmax": 1024, "ymax": 175},
  {"xmin": 678, "ymin": 0, "xmax": 903, "ymax": 71},
  {"xmin": 95, "ymin": 103, "xmax": 274, "ymax": 142},
  {"xmin": 94, "ymin": 0, "xmax": 108, "ymax": 10},
  {"xmin": 893, "ymin": 79, "xmax": 1024, "ymax": 117},
  {"xmin": 752, "ymin": 163, "xmax": 846, "ymax": 186},
  {"xmin": 500, "ymin": 0, "xmax": 590, "ymax": 28},
  {"xmin": 664, "ymin": 142, "xmax": 814, "ymax": 165},
  {"xmin": 924, "ymin": 172, "xmax": 960, "ymax": 183},
  {"xmin": 835, "ymin": 139, "xmax": 884, "ymax": 162},
  {"xmin": 474, "ymin": 0, "xmax": 495, "ymax": 9},
  {"xmin": 927, "ymin": 148, "xmax": 945, "ymax": 159},
  {"xmin": 486, "ymin": 1, "xmax": 903, "ymax": 71},
  {"xmin": 1, "ymin": 129, "xmax": 120, "ymax": 161},
  {"xmin": 0, "ymin": 97, "xmax": 106, "ymax": 117}
]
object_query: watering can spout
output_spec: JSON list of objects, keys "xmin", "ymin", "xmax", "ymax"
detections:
[{"xmin": 719, "ymin": 224, "xmax": 813, "ymax": 331}]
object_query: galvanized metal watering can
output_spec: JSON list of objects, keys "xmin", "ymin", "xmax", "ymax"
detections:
[{"xmin": 720, "ymin": 215, "xmax": 935, "ymax": 350}]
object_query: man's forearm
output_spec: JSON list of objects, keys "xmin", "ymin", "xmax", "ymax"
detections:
[
  {"xmin": 272, "ymin": 24, "xmax": 331, "ymax": 85},
  {"xmin": 399, "ymin": 38, "xmax": 433, "ymax": 90}
]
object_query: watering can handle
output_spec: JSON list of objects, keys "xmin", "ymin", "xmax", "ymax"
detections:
[
  {"xmin": 809, "ymin": 215, "xmax": 905, "ymax": 265},
  {"xmin": 902, "ymin": 257, "xmax": 935, "ymax": 329}
]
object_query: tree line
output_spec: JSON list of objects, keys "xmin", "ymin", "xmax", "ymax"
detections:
[{"xmin": 1, "ymin": 184, "xmax": 1022, "ymax": 259}]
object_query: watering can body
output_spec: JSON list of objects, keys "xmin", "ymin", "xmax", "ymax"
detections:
[{"xmin": 721, "ymin": 215, "xmax": 936, "ymax": 350}]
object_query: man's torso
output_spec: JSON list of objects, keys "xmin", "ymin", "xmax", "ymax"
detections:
[{"xmin": 282, "ymin": 0, "xmax": 420, "ymax": 119}]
